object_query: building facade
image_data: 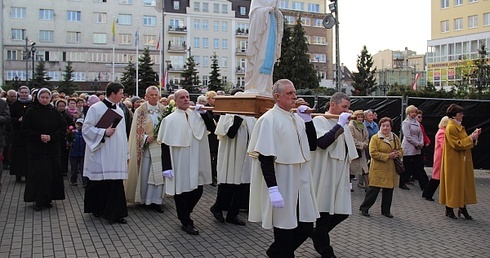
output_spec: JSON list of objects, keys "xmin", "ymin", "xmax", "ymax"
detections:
[{"xmin": 427, "ymin": 0, "xmax": 490, "ymax": 88}]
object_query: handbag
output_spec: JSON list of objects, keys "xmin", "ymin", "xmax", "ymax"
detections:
[{"xmin": 393, "ymin": 136, "xmax": 405, "ymax": 174}]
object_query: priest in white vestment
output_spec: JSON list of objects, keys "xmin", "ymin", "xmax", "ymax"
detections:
[
  {"xmin": 83, "ymin": 82, "xmax": 129, "ymax": 224},
  {"xmin": 310, "ymin": 92, "xmax": 357, "ymax": 257},
  {"xmin": 157, "ymin": 89, "xmax": 212, "ymax": 235},
  {"xmin": 210, "ymin": 114, "xmax": 256, "ymax": 226},
  {"xmin": 126, "ymin": 86, "xmax": 165, "ymax": 213},
  {"xmin": 247, "ymin": 79, "xmax": 319, "ymax": 257}
]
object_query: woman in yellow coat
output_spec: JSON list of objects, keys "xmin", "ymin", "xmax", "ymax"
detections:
[
  {"xmin": 440, "ymin": 104, "xmax": 481, "ymax": 219},
  {"xmin": 359, "ymin": 117, "xmax": 403, "ymax": 218}
]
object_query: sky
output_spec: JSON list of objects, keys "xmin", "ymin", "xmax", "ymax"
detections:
[{"xmin": 337, "ymin": 0, "xmax": 431, "ymax": 72}]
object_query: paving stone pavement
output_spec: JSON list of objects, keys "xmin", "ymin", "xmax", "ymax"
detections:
[{"xmin": 1, "ymin": 168, "xmax": 489, "ymax": 258}]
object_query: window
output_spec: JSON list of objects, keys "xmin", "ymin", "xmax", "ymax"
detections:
[
  {"xmin": 7, "ymin": 50, "xmax": 21, "ymax": 60},
  {"xmin": 213, "ymin": 38, "xmax": 219, "ymax": 49},
  {"xmin": 292, "ymin": 1, "xmax": 304, "ymax": 11},
  {"xmin": 484, "ymin": 13, "xmax": 490, "ymax": 26},
  {"xmin": 240, "ymin": 7, "xmax": 246, "ymax": 15},
  {"xmin": 194, "ymin": 56, "xmax": 200, "ymax": 66},
  {"xmin": 95, "ymin": 12, "xmax": 107, "ymax": 23},
  {"xmin": 203, "ymin": 38, "xmax": 209, "ymax": 48},
  {"xmin": 39, "ymin": 30, "xmax": 54, "ymax": 42},
  {"xmin": 313, "ymin": 36, "xmax": 326, "ymax": 45},
  {"xmin": 441, "ymin": 0, "xmax": 449, "ymax": 8},
  {"xmin": 454, "ymin": 0, "xmax": 463, "ymax": 6},
  {"xmin": 203, "ymin": 57, "xmax": 209, "ymax": 67},
  {"xmin": 11, "ymin": 29, "xmax": 26, "ymax": 40},
  {"xmin": 94, "ymin": 0, "xmax": 108, "ymax": 2},
  {"xmin": 194, "ymin": 19, "xmax": 200, "ymax": 30},
  {"xmin": 441, "ymin": 20, "xmax": 449, "ymax": 32},
  {"xmin": 308, "ymin": 3, "xmax": 320, "ymax": 12},
  {"xmin": 144, "ymin": 0, "xmax": 156, "ymax": 6},
  {"xmin": 203, "ymin": 3, "xmax": 209, "ymax": 12},
  {"xmin": 468, "ymin": 0, "xmax": 477, "ymax": 3},
  {"xmin": 118, "ymin": 14, "xmax": 132, "ymax": 25},
  {"xmin": 67, "ymin": 11, "xmax": 81, "ymax": 22},
  {"xmin": 222, "ymin": 4, "xmax": 228, "ymax": 13},
  {"xmin": 301, "ymin": 17, "xmax": 310, "ymax": 26},
  {"xmin": 468, "ymin": 15, "xmax": 478, "ymax": 28},
  {"xmin": 285, "ymin": 16, "xmax": 295, "ymax": 24},
  {"xmin": 222, "ymin": 21, "xmax": 228, "ymax": 31},
  {"xmin": 40, "ymin": 9, "xmax": 55, "ymax": 20},
  {"xmin": 454, "ymin": 18, "xmax": 463, "ymax": 30},
  {"xmin": 194, "ymin": 37, "xmax": 200, "ymax": 47},
  {"xmin": 173, "ymin": 1, "xmax": 180, "ymax": 10},
  {"xmin": 143, "ymin": 35, "xmax": 156, "ymax": 46},
  {"xmin": 194, "ymin": 2, "xmax": 200, "ymax": 11},
  {"xmin": 67, "ymin": 31, "xmax": 82, "ymax": 43},
  {"xmin": 222, "ymin": 57, "xmax": 228, "ymax": 67},
  {"xmin": 169, "ymin": 19, "xmax": 184, "ymax": 30},
  {"xmin": 214, "ymin": 21, "xmax": 219, "ymax": 31},
  {"xmin": 214, "ymin": 4, "xmax": 219, "ymax": 13},
  {"xmin": 93, "ymin": 33, "xmax": 107, "ymax": 44},
  {"xmin": 203, "ymin": 20, "xmax": 208, "ymax": 30},
  {"xmin": 118, "ymin": 33, "xmax": 132, "ymax": 45},
  {"xmin": 314, "ymin": 19, "xmax": 323, "ymax": 27},
  {"xmin": 71, "ymin": 72, "xmax": 86, "ymax": 81},
  {"xmin": 202, "ymin": 75, "xmax": 208, "ymax": 85},
  {"xmin": 278, "ymin": 0, "xmax": 289, "ymax": 9},
  {"xmin": 11, "ymin": 7, "xmax": 26, "ymax": 19},
  {"xmin": 119, "ymin": 0, "xmax": 132, "ymax": 4},
  {"xmin": 143, "ymin": 16, "xmax": 156, "ymax": 26},
  {"xmin": 222, "ymin": 39, "xmax": 228, "ymax": 49}
]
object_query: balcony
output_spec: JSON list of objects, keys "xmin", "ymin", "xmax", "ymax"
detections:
[
  {"xmin": 235, "ymin": 48, "xmax": 247, "ymax": 55},
  {"xmin": 236, "ymin": 28, "xmax": 249, "ymax": 37},
  {"xmin": 168, "ymin": 25, "xmax": 187, "ymax": 33},
  {"xmin": 168, "ymin": 41, "xmax": 187, "ymax": 52},
  {"xmin": 236, "ymin": 67, "xmax": 246, "ymax": 74}
]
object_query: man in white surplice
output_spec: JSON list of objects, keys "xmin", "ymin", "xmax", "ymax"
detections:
[
  {"xmin": 310, "ymin": 92, "xmax": 357, "ymax": 258},
  {"xmin": 248, "ymin": 79, "xmax": 319, "ymax": 257},
  {"xmin": 125, "ymin": 86, "xmax": 165, "ymax": 213},
  {"xmin": 157, "ymin": 89, "xmax": 212, "ymax": 235}
]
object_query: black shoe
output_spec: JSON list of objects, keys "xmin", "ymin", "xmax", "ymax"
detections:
[
  {"xmin": 226, "ymin": 216, "xmax": 246, "ymax": 226},
  {"xmin": 458, "ymin": 207, "xmax": 473, "ymax": 220},
  {"xmin": 210, "ymin": 182, "xmax": 217, "ymax": 187},
  {"xmin": 423, "ymin": 196, "xmax": 435, "ymax": 201},
  {"xmin": 44, "ymin": 203, "xmax": 53, "ymax": 208},
  {"xmin": 210, "ymin": 205, "xmax": 225, "ymax": 223},
  {"xmin": 181, "ymin": 224, "xmax": 199, "ymax": 235},
  {"xmin": 34, "ymin": 205, "xmax": 42, "ymax": 211},
  {"xmin": 150, "ymin": 204, "xmax": 164, "ymax": 213},
  {"xmin": 92, "ymin": 212, "xmax": 100, "ymax": 218},
  {"xmin": 382, "ymin": 212, "xmax": 394, "ymax": 218},
  {"xmin": 116, "ymin": 218, "xmax": 127, "ymax": 224},
  {"xmin": 15, "ymin": 176, "xmax": 22, "ymax": 183},
  {"xmin": 445, "ymin": 206, "xmax": 457, "ymax": 219},
  {"xmin": 399, "ymin": 185, "xmax": 410, "ymax": 190},
  {"xmin": 360, "ymin": 209, "xmax": 370, "ymax": 217}
]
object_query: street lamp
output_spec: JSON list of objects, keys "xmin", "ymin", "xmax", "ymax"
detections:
[
  {"xmin": 91, "ymin": 78, "xmax": 100, "ymax": 93},
  {"xmin": 13, "ymin": 76, "xmax": 20, "ymax": 89},
  {"xmin": 31, "ymin": 45, "xmax": 37, "ymax": 82},
  {"xmin": 380, "ymin": 81, "xmax": 389, "ymax": 96},
  {"xmin": 165, "ymin": 60, "xmax": 172, "ymax": 93}
]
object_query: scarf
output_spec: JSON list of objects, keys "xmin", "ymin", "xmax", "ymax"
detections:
[{"xmin": 353, "ymin": 120, "xmax": 364, "ymax": 130}]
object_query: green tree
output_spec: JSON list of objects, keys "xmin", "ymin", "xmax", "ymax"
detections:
[
  {"xmin": 288, "ymin": 18, "xmax": 319, "ymax": 89},
  {"xmin": 273, "ymin": 20, "xmax": 293, "ymax": 83},
  {"xmin": 181, "ymin": 56, "xmax": 200, "ymax": 93},
  {"xmin": 58, "ymin": 61, "xmax": 79, "ymax": 95},
  {"xmin": 351, "ymin": 46, "xmax": 377, "ymax": 95},
  {"xmin": 121, "ymin": 59, "xmax": 137, "ymax": 96},
  {"xmin": 137, "ymin": 47, "xmax": 158, "ymax": 97},
  {"xmin": 208, "ymin": 53, "xmax": 223, "ymax": 91},
  {"xmin": 472, "ymin": 44, "xmax": 490, "ymax": 99},
  {"xmin": 31, "ymin": 60, "xmax": 52, "ymax": 89}
]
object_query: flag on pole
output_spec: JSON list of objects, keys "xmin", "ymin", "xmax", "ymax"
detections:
[
  {"xmin": 112, "ymin": 19, "xmax": 116, "ymax": 43},
  {"xmin": 156, "ymin": 33, "xmax": 160, "ymax": 50},
  {"xmin": 134, "ymin": 29, "xmax": 139, "ymax": 47},
  {"xmin": 162, "ymin": 69, "xmax": 168, "ymax": 88},
  {"xmin": 411, "ymin": 73, "xmax": 421, "ymax": 90}
]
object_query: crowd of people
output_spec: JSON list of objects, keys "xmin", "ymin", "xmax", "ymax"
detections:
[{"xmin": 0, "ymin": 81, "xmax": 482, "ymax": 257}]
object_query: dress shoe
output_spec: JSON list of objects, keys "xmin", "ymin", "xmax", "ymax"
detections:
[
  {"xmin": 34, "ymin": 205, "xmax": 42, "ymax": 211},
  {"xmin": 44, "ymin": 203, "xmax": 53, "ymax": 208},
  {"xmin": 226, "ymin": 216, "xmax": 246, "ymax": 226},
  {"xmin": 445, "ymin": 206, "xmax": 457, "ymax": 219},
  {"xmin": 423, "ymin": 196, "xmax": 435, "ymax": 201},
  {"xmin": 399, "ymin": 185, "xmax": 410, "ymax": 190},
  {"xmin": 458, "ymin": 207, "xmax": 473, "ymax": 220},
  {"xmin": 150, "ymin": 204, "xmax": 164, "ymax": 213},
  {"xmin": 181, "ymin": 224, "xmax": 199, "ymax": 235},
  {"xmin": 359, "ymin": 208, "xmax": 370, "ymax": 217},
  {"xmin": 115, "ymin": 218, "xmax": 127, "ymax": 224},
  {"xmin": 406, "ymin": 181, "xmax": 414, "ymax": 185},
  {"xmin": 210, "ymin": 205, "xmax": 225, "ymax": 223},
  {"xmin": 92, "ymin": 212, "xmax": 100, "ymax": 218},
  {"xmin": 382, "ymin": 213, "xmax": 394, "ymax": 218}
]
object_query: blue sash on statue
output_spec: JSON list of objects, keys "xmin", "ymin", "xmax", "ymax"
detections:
[{"xmin": 259, "ymin": 12, "xmax": 276, "ymax": 75}]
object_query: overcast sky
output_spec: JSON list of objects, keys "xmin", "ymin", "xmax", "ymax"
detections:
[{"xmin": 337, "ymin": 0, "xmax": 431, "ymax": 72}]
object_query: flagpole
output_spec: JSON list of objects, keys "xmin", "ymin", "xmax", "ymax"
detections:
[
  {"xmin": 135, "ymin": 18, "xmax": 139, "ymax": 97},
  {"xmin": 159, "ymin": 22, "xmax": 162, "ymax": 96},
  {"xmin": 112, "ymin": 17, "xmax": 116, "ymax": 82}
]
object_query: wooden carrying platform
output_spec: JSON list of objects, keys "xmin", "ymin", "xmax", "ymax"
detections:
[{"xmin": 212, "ymin": 94, "xmax": 275, "ymax": 117}]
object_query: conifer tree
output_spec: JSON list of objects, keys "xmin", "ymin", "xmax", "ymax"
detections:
[
  {"xmin": 181, "ymin": 56, "xmax": 200, "ymax": 93},
  {"xmin": 137, "ymin": 47, "xmax": 158, "ymax": 97},
  {"xmin": 273, "ymin": 20, "xmax": 293, "ymax": 83},
  {"xmin": 58, "ymin": 61, "xmax": 79, "ymax": 95},
  {"xmin": 31, "ymin": 60, "xmax": 51, "ymax": 89},
  {"xmin": 208, "ymin": 53, "xmax": 223, "ymax": 91},
  {"xmin": 288, "ymin": 18, "xmax": 319, "ymax": 89},
  {"xmin": 351, "ymin": 46, "xmax": 377, "ymax": 95},
  {"xmin": 121, "ymin": 60, "xmax": 137, "ymax": 96}
]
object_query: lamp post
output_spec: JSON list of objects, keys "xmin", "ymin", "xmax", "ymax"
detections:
[
  {"xmin": 316, "ymin": 56, "xmax": 321, "ymax": 81},
  {"xmin": 24, "ymin": 37, "xmax": 36, "ymax": 84},
  {"xmin": 13, "ymin": 76, "xmax": 20, "ymax": 90},
  {"xmin": 380, "ymin": 81, "xmax": 389, "ymax": 96},
  {"xmin": 91, "ymin": 78, "xmax": 100, "ymax": 94},
  {"xmin": 165, "ymin": 60, "xmax": 172, "ymax": 93},
  {"xmin": 31, "ymin": 45, "xmax": 37, "ymax": 82}
]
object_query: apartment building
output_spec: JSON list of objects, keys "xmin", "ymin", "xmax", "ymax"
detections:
[
  {"xmin": 2, "ymin": 0, "xmax": 333, "ymax": 93},
  {"xmin": 428, "ymin": 0, "xmax": 490, "ymax": 88}
]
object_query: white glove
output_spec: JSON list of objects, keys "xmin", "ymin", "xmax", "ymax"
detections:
[
  {"xmin": 337, "ymin": 112, "xmax": 351, "ymax": 126},
  {"xmin": 194, "ymin": 104, "xmax": 206, "ymax": 114},
  {"xmin": 162, "ymin": 169, "xmax": 174, "ymax": 179},
  {"xmin": 296, "ymin": 105, "xmax": 312, "ymax": 122},
  {"xmin": 268, "ymin": 186, "xmax": 284, "ymax": 208}
]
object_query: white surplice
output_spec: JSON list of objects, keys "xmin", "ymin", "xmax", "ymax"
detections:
[
  {"xmin": 157, "ymin": 108, "xmax": 212, "ymax": 195},
  {"xmin": 247, "ymin": 105, "xmax": 319, "ymax": 229},
  {"xmin": 215, "ymin": 114, "xmax": 256, "ymax": 184},
  {"xmin": 310, "ymin": 115, "xmax": 358, "ymax": 215},
  {"xmin": 82, "ymin": 101, "xmax": 129, "ymax": 180}
]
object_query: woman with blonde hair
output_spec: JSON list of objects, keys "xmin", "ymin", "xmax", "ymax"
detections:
[
  {"xmin": 421, "ymin": 116, "xmax": 449, "ymax": 201},
  {"xmin": 348, "ymin": 110, "xmax": 369, "ymax": 192}
]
